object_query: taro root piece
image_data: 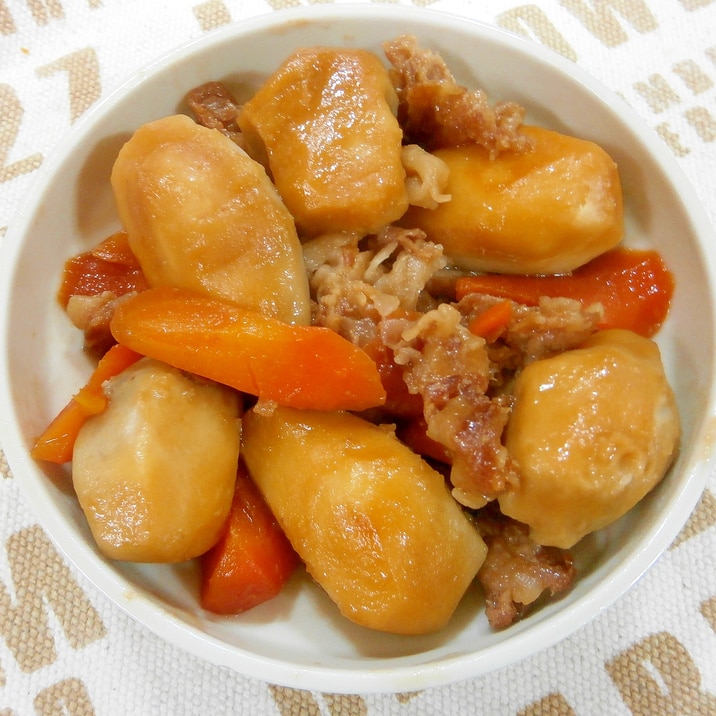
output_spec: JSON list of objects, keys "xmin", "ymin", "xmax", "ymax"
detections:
[
  {"xmin": 239, "ymin": 47, "xmax": 409, "ymax": 238},
  {"xmin": 241, "ymin": 405, "xmax": 487, "ymax": 635},
  {"xmin": 111, "ymin": 114, "xmax": 311, "ymax": 325},
  {"xmin": 500, "ymin": 329, "xmax": 680, "ymax": 548},
  {"xmin": 72, "ymin": 358, "xmax": 241, "ymax": 563},
  {"xmin": 400, "ymin": 126, "xmax": 623, "ymax": 275}
]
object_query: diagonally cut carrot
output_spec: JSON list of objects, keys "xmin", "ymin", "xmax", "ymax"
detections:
[
  {"xmin": 31, "ymin": 343, "xmax": 143, "ymax": 464},
  {"xmin": 455, "ymin": 247, "xmax": 674, "ymax": 338},
  {"xmin": 57, "ymin": 231, "xmax": 148, "ymax": 307},
  {"xmin": 199, "ymin": 461, "xmax": 299, "ymax": 615},
  {"xmin": 110, "ymin": 286, "xmax": 386, "ymax": 412},
  {"xmin": 468, "ymin": 299, "xmax": 512, "ymax": 341}
]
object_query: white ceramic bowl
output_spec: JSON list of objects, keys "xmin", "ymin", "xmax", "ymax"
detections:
[{"xmin": 1, "ymin": 4, "xmax": 715, "ymax": 694}]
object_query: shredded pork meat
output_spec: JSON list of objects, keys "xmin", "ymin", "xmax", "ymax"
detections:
[
  {"xmin": 307, "ymin": 226, "xmax": 447, "ymax": 345},
  {"xmin": 401, "ymin": 143, "xmax": 452, "ymax": 209},
  {"xmin": 387, "ymin": 304, "xmax": 518, "ymax": 506},
  {"xmin": 457, "ymin": 293, "xmax": 602, "ymax": 384},
  {"xmin": 384, "ymin": 34, "xmax": 533, "ymax": 157},
  {"xmin": 185, "ymin": 81, "xmax": 245, "ymax": 147},
  {"xmin": 474, "ymin": 505, "xmax": 576, "ymax": 629}
]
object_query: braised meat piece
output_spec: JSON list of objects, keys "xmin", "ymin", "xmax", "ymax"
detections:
[
  {"xmin": 474, "ymin": 505, "xmax": 576, "ymax": 629},
  {"xmin": 185, "ymin": 81, "xmax": 244, "ymax": 147},
  {"xmin": 389, "ymin": 303, "xmax": 518, "ymax": 506},
  {"xmin": 384, "ymin": 34, "xmax": 532, "ymax": 157}
]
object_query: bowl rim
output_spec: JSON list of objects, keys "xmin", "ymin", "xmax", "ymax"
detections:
[{"xmin": 1, "ymin": 2, "xmax": 715, "ymax": 694}]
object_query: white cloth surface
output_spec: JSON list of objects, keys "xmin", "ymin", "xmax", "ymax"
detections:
[{"xmin": 1, "ymin": 1, "xmax": 716, "ymax": 714}]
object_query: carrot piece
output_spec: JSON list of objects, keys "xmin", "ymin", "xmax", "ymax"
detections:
[
  {"xmin": 455, "ymin": 248, "xmax": 674, "ymax": 338},
  {"xmin": 31, "ymin": 343, "xmax": 143, "ymax": 464},
  {"xmin": 467, "ymin": 299, "xmax": 512, "ymax": 341},
  {"xmin": 57, "ymin": 231, "xmax": 149, "ymax": 308},
  {"xmin": 199, "ymin": 463, "xmax": 299, "ymax": 615},
  {"xmin": 110, "ymin": 286, "xmax": 386, "ymax": 412}
]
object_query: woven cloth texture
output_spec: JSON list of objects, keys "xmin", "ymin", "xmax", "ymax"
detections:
[{"xmin": 1, "ymin": 1, "xmax": 715, "ymax": 714}]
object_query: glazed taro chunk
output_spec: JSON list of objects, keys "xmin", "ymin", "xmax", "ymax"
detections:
[
  {"xmin": 400, "ymin": 125, "xmax": 624, "ymax": 275},
  {"xmin": 72, "ymin": 358, "xmax": 242, "ymax": 563},
  {"xmin": 501, "ymin": 329, "xmax": 680, "ymax": 549},
  {"xmin": 387, "ymin": 36, "xmax": 623, "ymax": 275},
  {"xmin": 111, "ymin": 114, "xmax": 311, "ymax": 325},
  {"xmin": 242, "ymin": 406, "xmax": 487, "ymax": 636},
  {"xmin": 239, "ymin": 47, "xmax": 409, "ymax": 238}
]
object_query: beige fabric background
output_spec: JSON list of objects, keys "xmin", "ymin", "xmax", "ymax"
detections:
[{"xmin": 1, "ymin": 0, "xmax": 716, "ymax": 714}]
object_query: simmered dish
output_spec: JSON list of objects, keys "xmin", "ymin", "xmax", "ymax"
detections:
[{"xmin": 33, "ymin": 35, "xmax": 680, "ymax": 635}]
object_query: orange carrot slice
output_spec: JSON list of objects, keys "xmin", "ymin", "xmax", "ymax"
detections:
[
  {"xmin": 57, "ymin": 231, "xmax": 148, "ymax": 307},
  {"xmin": 455, "ymin": 248, "xmax": 674, "ymax": 338},
  {"xmin": 199, "ymin": 462, "xmax": 299, "ymax": 615},
  {"xmin": 31, "ymin": 343, "xmax": 143, "ymax": 464},
  {"xmin": 467, "ymin": 299, "xmax": 512, "ymax": 341},
  {"xmin": 110, "ymin": 286, "xmax": 386, "ymax": 412}
]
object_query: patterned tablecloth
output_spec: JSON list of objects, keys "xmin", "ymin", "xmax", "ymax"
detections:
[{"xmin": 1, "ymin": 0, "xmax": 716, "ymax": 714}]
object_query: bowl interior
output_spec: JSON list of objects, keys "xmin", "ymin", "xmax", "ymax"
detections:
[{"xmin": 1, "ymin": 5, "xmax": 715, "ymax": 694}]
